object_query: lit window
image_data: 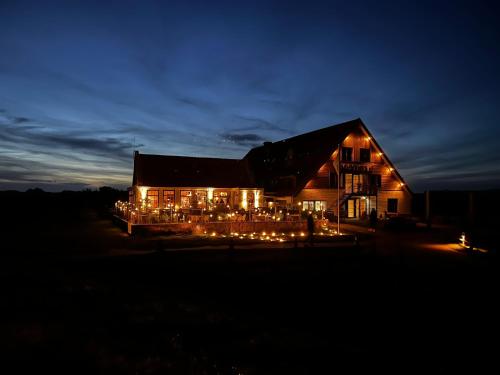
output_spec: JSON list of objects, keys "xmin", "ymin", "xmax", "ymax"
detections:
[
  {"xmin": 147, "ymin": 190, "xmax": 159, "ymax": 208},
  {"xmin": 195, "ymin": 190, "xmax": 207, "ymax": 209},
  {"xmin": 163, "ymin": 190, "xmax": 174, "ymax": 208},
  {"xmin": 180, "ymin": 190, "xmax": 192, "ymax": 209}
]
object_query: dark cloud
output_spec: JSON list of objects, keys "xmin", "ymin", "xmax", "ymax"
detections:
[
  {"xmin": 219, "ymin": 132, "xmax": 265, "ymax": 147},
  {"xmin": 0, "ymin": 117, "xmax": 142, "ymax": 161},
  {"xmin": 11, "ymin": 116, "xmax": 30, "ymax": 124}
]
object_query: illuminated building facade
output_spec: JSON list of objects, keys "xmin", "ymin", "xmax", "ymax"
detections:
[
  {"xmin": 131, "ymin": 118, "xmax": 411, "ymax": 219},
  {"xmin": 131, "ymin": 153, "xmax": 262, "ymax": 212}
]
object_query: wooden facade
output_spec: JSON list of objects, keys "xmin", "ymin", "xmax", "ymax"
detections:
[
  {"xmin": 131, "ymin": 119, "xmax": 412, "ymax": 219},
  {"xmin": 294, "ymin": 125, "xmax": 412, "ymax": 218}
]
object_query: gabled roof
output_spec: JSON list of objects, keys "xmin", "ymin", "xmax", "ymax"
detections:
[
  {"xmin": 132, "ymin": 118, "xmax": 410, "ymax": 195},
  {"xmin": 243, "ymin": 118, "xmax": 411, "ymax": 195},
  {"xmin": 243, "ymin": 119, "xmax": 360, "ymax": 195},
  {"xmin": 133, "ymin": 153, "xmax": 257, "ymax": 188}
]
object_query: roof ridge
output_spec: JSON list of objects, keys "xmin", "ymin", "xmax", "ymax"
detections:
[{"xmin": 137, "ymin": 153, "xmax": 240, "ymax": 161}]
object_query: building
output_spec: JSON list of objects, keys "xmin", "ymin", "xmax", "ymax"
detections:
[
  {"xmin": 131, "ymin": 153, "xmax": 263, "ymax": 213},
  {"xmin": 130, "ymin": 118, "xmax": 411, "ymax": 219},
  {"xmin": 244, "ymin": 118, "xmax": 412, "ymax": 218}
]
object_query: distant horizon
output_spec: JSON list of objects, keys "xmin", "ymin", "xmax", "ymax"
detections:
[
  {"xmin": 2, "ymin": 185, "xmax": 500, "ymax": 195},
  {"xmin": 2, "ymin": 1, "xmax": 500, "ymax": 192}
]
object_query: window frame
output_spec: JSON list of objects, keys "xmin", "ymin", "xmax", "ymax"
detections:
[
  {"xmin": 360, "ymin": 148, "xmax": 371, "ymax": 162},
  {"xmin": 387, "ymin": 198, "xmax": 398, "ymax": 213},
  {"xmin": 163, "ymin": 190, "xmax": 175, "ymax": 208},
  {"xmin": 341, "ymin": 147, "xmax": 353, "ymax": 161},
  {"xmin": 146, "ymin": 189, "xmax": 159, "ymax": 208}
]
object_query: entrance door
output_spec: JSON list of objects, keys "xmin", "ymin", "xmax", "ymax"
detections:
[{"xmin": 347, "ymin": 199, "xmax": 357, "ymax": 218}]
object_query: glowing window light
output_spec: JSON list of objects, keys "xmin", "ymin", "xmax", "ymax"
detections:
[
  {"xmin": 138, "ymin": 186, "xmax": 149, "ymax": 200},
  {"xmin": 241, "ymin": 190, "xmax": 248, "ymax": 210},
  {"xmin": 254, "ymin": 190, "xmax": 260, "ymax": 208}
]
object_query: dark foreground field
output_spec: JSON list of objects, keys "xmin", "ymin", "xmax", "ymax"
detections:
[{"xmin": 0, "ymin": 191, "xmax": 498, "ymax": 373}]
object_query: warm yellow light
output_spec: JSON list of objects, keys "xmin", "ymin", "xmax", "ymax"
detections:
[
  {"xmin": 241, "ymin": 190, "xmax": 248, "ymax": 210},
  {"xmin": 138, "ymin": 186, "xmax": 149, "ymax": 200},
  {"xmin": 378, "ymin": 152, "xmax": 383, "ymax": 157},
  {"xmin": 300, "ymin": 232, "xmax": 305, "ymax": 237},
  {"xmin": 254, "ymin": 190, "xmax": 260, "ymax": 208},
  {"xmin": 211, "ymin": 232, "xmax": 216, "ymax": 237},
  {"xmin": 271, "ymin": 232, "xmax": 276, "ymax": 236},
  {"xmin": 400, "ymin": 182, "xmax": 405, "ymax": 187},
  {"xmin": 460, "ymin": 233, "xmax": 466, "ymax": 246},
  {"xmin": 366, "ymin": 136, "xmax": 371, "ymax": 141}
]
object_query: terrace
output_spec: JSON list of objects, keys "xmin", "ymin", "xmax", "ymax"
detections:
[{"xmin": 113, "ymin": 199, "xmax": 338, "ymax": 237}]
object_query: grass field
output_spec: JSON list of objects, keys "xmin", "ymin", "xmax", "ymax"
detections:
[{"xmin": 0, "ymin": 192, "xmax": 497, "ymax": 373}]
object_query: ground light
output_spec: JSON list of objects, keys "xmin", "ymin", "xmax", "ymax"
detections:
[{"xmin": 202, "ymin": 230, "xmax": 342, "ymax": 244}]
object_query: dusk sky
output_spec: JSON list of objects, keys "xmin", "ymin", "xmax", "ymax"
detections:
[{"xmin": 1, "ymin": 0, "xmax": 500, "ymax": 192}]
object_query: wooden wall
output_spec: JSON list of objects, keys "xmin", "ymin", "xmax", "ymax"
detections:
[{"xmin": 298, "ymin": 127, "xmax": 412, "ymax": 215}]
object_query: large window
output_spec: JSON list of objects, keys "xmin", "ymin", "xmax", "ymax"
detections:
[
  {"xmin": 341, "ymin": 147, "xmax": 353, "ymax": 161},
  {"xmin": 387, "ymin": 198, "xmax": 398, "ymax": 213},
  {"xmin": 344, "ymin": 174, "xmax": 365, "ymax": 193},
  {"xmin": 213, "ymin": 191, "xmax": 228, "ymax": 207},
  {"xmin": 194, "ymin": 190, "xmax": 207, "ymax": 209},
  {"xmin": 163, "ymin": 190, "xmax": 174, "ymax": 208},
  {"xmin": 302, "ymin": 200, "xmax": 327, "ymax": 212},
  {"xmin": 180, "ymin": 190, "xmax": 192, "ymax": 209},
  {"xmin": 360, "ymin": 148, "xmax": 371, "ymax": 162},
  {"xmin": 147, "ymin": 190, "xmax": 159, "ymax": 208}
]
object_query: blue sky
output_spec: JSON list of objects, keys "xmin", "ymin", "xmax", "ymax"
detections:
[{"xmin": 1, "ymin": 0, "xmax": 500, "ymax": 192}]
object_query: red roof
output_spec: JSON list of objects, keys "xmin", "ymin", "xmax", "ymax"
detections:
[{"xmin": 133, "ymin": 153, "xmax": 257, "ymax": 188}]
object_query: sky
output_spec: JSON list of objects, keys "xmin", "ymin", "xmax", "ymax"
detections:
[{"xmin": 1, "ymin": 0, "xmax": 500, "ymax": 192}]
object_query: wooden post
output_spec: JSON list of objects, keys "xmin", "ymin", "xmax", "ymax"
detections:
[
  {"xmin": 337, "ymin": 143, "xmax": 341, "ymax": 235},
  {"xmin": 425, "ymin": 190, "xmax": 431, "ymax": 229},
  {"xmin": 468, "ymin": 191, "xmax": 474, "ymax": 252}
]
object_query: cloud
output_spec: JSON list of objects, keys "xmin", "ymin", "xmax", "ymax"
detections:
[
  {"xmin": 0, "ymin": 118, "xmax": 141, "ymax": 161},
  {"xmin": 232, "ymin": 115, "xmax": 293, "ymax": 135},
  {"xmin": 11, "ymin": 116, "xmax": 30, "ymax": 124},
  {"xmin": 219, "ymin": 132, "xmax": 265, "ymax": 147}
]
